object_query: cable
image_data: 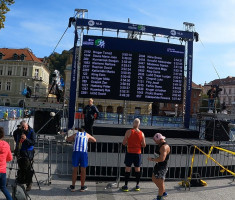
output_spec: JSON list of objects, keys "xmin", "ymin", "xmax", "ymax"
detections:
[
  {"xmin": 51, "ymin": 27, "xmax": 69, "ymax": 55},
  {"xmin": 51, "ymin": 11, "xmax": 79, "ymax": 55},
  {"xmin": 199, "ymin": 38, "xmax": 230, "ymax": 105}
]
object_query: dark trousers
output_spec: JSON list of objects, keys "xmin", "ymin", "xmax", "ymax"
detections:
[
  {"xmin": 17, "ymin": 152, "xmax": 34, "ymax": 185},
  {"xmin": 84, "ymin": 119, "xmax": 94, "ymax": 135}
]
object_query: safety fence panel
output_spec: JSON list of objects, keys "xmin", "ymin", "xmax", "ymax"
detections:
[
  {"xmin": 118, "ymin": 144, "xmax": 190, "ymax": 181},
  {"xmin": 187, "ymin": 144, "xmax": 235, "ymax": 179},
  {"xmin": 17, "ymin": 139, "xmax": 235, "ymax": 185}
]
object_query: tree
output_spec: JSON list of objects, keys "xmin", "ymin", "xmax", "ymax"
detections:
[
  {"xmin": 45, "ymin": 50, "xmax": 72, "ymax": 81},
  {"xmin": 0, "ymin": 0, "xmax": 15, "ymax": 29}
]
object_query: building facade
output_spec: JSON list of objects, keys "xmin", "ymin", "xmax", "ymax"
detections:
[
  {"xmin": 204, "ymin": 76, "xmax": 235, "ymax": 111},
  {"xmin": 0, "ymin": 48, "xmax": 50, "ymax": 107}
]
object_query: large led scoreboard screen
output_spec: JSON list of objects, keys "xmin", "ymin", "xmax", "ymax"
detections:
[{"xmin": 79, "ymin": 35, "xmax": 185, "ymax": 103}]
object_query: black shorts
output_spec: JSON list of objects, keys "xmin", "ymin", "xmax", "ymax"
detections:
[
  {"xmin": 124, "ymin": 153, "xmax": 141, "ymax": 167},
  {"xmin": 153, "ymin": 164, "xmax": 168, "ymax": 180}
]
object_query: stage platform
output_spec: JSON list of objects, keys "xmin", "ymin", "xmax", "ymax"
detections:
[
  {"xmin": 93, "ymin": 135, "xmax": 214, "ymax": 146},
  {"xmin": 93, "ymin": 123, "xmax": 199, "ymax": 139}
]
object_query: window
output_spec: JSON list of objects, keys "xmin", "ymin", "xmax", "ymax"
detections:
[
  {"xmin": 7, "ymin": 67, "xmax": 12, "ymax": 76},
  {"xmin": 164, "ymin": 103, "xmax": 167, "ymax": 107},
  {"xmin": 13, "ymin": 53, "xmax": 18, "ymax": 60},
  {"xmin": 106, "ymin": 106, "xmax": 113, "ymax": 113},
  {"xmin": 6, "ymin": 81, "xmax": 11, "ymax": 91},
  {"xmin": 229, "ymin": 88, "xmax": 231, "ymax": 95},
  {"xmin": 193, "ymin": 103, "xmax": 196, "ymax": 113},
  {"xmin": 135, "ymin": 107, "xmax": 141, "ymax": 115},
  {"xmin": 0, "ymin": 53, "xmax": 4, "ymax": 60},
  {"xmin": 0, "ymin": 66, "xmax": 3, "ymax": 75},
  {"xmin": 35, "ymin": 69, "xmax": 39, "ymax": 78},
  {"xmin": 20, "ymin": 54, "xmax": 26, "ymax": 60},
  {"xmin": 117, "ymin": 106, "xmax": 123, "ymax": 114},
  {"xmin": 22, "ymin": 67, "xmax": 27, "ymax": 76},
  {"xmin": 0, "ymin": 81, "xmax": 1, "ymax": 90}
]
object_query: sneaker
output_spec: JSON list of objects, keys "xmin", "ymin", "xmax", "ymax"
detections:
[
  {"xmin": 163, "ymin": 192, "xmax": 168, "ymax": 197},
  {"xmin": 69, "ymin": 185, "xmax": 75, "ymax": 192},
  {"xmin": 80, "ymin": 186, "xmax": 88, "ymax": 192},
  {"xmin": 135, "ymin": 185, "xmax": 140, "ymax": 191},
  {"xmin": 153, "ymin": 196, "xmax": 163, "ymax": 200},
  {"xmin": 121, "ymin": 185, "xmax": 129, "ymax": 192},
  {"xmin": 26, "ymin": 183, "xmax": 32, "ymax": 191}
]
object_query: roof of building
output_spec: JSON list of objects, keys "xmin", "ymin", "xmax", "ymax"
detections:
[
  {"xmin": 0, "ymin": 48, "xmax": 42, "ymax": 63},
  {"xmin": 192, "ymin": 82, "xmax": 202, "ymax": 90},
  {"xmin": 205, "ymin": 76, "xmax": 235, "ymax": 86}
]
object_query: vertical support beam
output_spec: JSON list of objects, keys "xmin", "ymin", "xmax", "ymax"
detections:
[
  {"xmin": 68, "ymin": 27, "xmax": 78, "ymax": 129},
  {"xmin": 184, "ymin": 40, "xmax": 193, "ymax": 128}
]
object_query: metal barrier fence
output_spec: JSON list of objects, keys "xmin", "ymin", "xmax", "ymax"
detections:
[{"xmin": 8, "ymin": 138, "xmax": 235, "ymax": 186}]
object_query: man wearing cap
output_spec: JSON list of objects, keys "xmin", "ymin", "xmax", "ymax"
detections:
[
  {"xmin": 148, "ymin": 133, "xmax": 170, "ymax": 200},
  {"xmin": 122, "ymin": 118, "xmax": 146, "ymax": 192}
]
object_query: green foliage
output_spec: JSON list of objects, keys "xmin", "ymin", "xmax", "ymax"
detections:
[
  {"xmin": 0, "ymin": 0, "xmax": 15, "ymax": 29},
  {"xmin": 45, "ymin": 50, "xmax": 72, "ymax": 80}
]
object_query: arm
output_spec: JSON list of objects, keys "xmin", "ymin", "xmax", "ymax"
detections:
[
  {"xmin": 141, "ymin": 132, "xmax": 146, "ymax": 147},
  {"xmin": 122, "ymin": 130, "xmax": 130, "ymax": 146},
  {"xmin": 148, "ymin": 145, "xmax": 168, "ymax": 162},
  {"xmin": 87, "ymin": 133, "xmax": 96, "ymax": 142},
  {"xmin": 6, "ymin": 145, "xmax": 13, "ymax": 162},
  {"xmin": 66, "ymin": 133, "xmax": 76, "ymax": 142},
  {"xmin": 94, "ymin": 106, "xmax": 99, "ymax": 118},
  {"xmin": 23, "ymin": 128, "xmax": 36, "ymax": 146}
]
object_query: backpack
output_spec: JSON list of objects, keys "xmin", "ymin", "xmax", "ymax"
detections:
[
  {"xmin": 12, "ymin": 183, "xmax": 31, "ymax": 200},
  {"xmin": 190, "ymin": 173, "xmax": 207, "ymax": 187}
]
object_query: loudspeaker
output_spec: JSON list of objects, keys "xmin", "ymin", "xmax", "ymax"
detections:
[
  {"xmin": 34, "ymin": 110, "xmax": 61, "ymax": 135},
  {"xmin": 205, "ymin": 120, "xmax": 230, "ymax": 141}
]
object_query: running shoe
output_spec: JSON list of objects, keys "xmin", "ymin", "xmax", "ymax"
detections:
[
  {"xmin": 135, "ymin": 185, "xmax": 140, "ymax": 191},
  {"xmin": 121, "ymin": 185, "xmax": 129, "ymax": 192},
  {"xmin": 163, "ymin": 192, "xmax": 168, "ymax": 197},
  {"xmin": 80, "ymin": 186, "xmax": 88, "ymax": 192},
  {"xmin": 69, "ymin": 185, "xmax": 75, "ymax": 192},
  {"xmin": 153, "ymin": 196, "xmax": 163, "ymax": 200}
]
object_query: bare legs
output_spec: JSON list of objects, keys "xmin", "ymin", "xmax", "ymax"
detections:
[
  {"xmin": 152, "ymin": 173, "xmax": 165, "ymax": 196},
  {"xmin": 72, "ymin": 167, "xmax": 86, "ymax": 187}
]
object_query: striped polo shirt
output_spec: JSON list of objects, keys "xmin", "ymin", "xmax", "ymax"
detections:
[{"xmin": 73, "ymin": 131, "xmax": 88, "ymax": 152}]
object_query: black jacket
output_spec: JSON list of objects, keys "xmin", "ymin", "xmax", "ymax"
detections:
[{"xmin": 83, "ymin": 105, "xmax": 99, "ymax": 121}]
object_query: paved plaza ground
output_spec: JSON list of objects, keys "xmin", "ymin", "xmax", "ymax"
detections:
[{"xmin": 1, "ymin": 175, "xmax": 235, "ymax": 200}]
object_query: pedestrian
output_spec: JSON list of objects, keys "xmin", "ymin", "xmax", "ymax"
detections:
[
  {"xmin": 122, "ymin": 118, "xmax": 146, "ymax": 192},
  {"xmin": 83, "ymin": 98, "xmax": 99, "ymax": 135},
  {"xmin": 148, "ymin": 133, "xmax": 170, "ymax": 200},
  {"xmin": 66, "ymin": 128, "xmax": 96, "ymax": 192},
  {"xmin": 0, "ymin": 126, "xmax": 13, "ymax": 200},
  {"xmin": 12, "ymin": 109, "xmax": 16, "ymax": 120},
  {"xmin": 3, "ymin": 110, "xmax": 8, "ymax": 120},
  {"xmin": 14, "ymin": 120, "xmax": 36, "ymax": 191}
]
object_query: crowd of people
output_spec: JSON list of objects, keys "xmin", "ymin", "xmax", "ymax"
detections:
[{"xmin": 0, "ymin": 98, "xmax": 170, "ymax": 200}]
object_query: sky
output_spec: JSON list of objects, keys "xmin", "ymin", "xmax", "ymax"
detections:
[{"xmin": 1, "ymin": 0, "xmax": 235, "ymax": 85}]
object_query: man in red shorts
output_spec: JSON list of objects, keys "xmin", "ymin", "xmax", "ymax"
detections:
[{"xmin": 122, "ymin": 118, "xmax": 146, "ymax": 191}]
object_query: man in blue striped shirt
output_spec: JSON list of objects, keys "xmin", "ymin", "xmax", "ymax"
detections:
[{"xmin": 66, "ymin": 128, "xmax": 96, "ymax": 192}]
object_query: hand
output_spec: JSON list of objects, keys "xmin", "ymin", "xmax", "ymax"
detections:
[
  {"xmin": 148, "ymin": 157, "xmax": 154, "ymax": 162},
  {"xmin": 21, "ymin": 134, "xmax": 26, "ymax": 140}
]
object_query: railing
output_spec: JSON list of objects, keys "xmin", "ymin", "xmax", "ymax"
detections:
[{"xmin": 7, "ymin": 137, "xmax": 235, "ymax": 186}]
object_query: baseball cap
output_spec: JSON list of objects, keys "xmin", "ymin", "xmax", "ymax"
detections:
[{"xmin": 153, "ymin": 133, "xmax": 166, "ymax": 142}]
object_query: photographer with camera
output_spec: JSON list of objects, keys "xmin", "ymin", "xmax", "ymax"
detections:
[
  {"xmin": 13, "ymin": 120, "xmax": 36, "ymax": 191},
  {"xmin": 207, "ymin": 85, "xmax": 222, "ymax": 113}
]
